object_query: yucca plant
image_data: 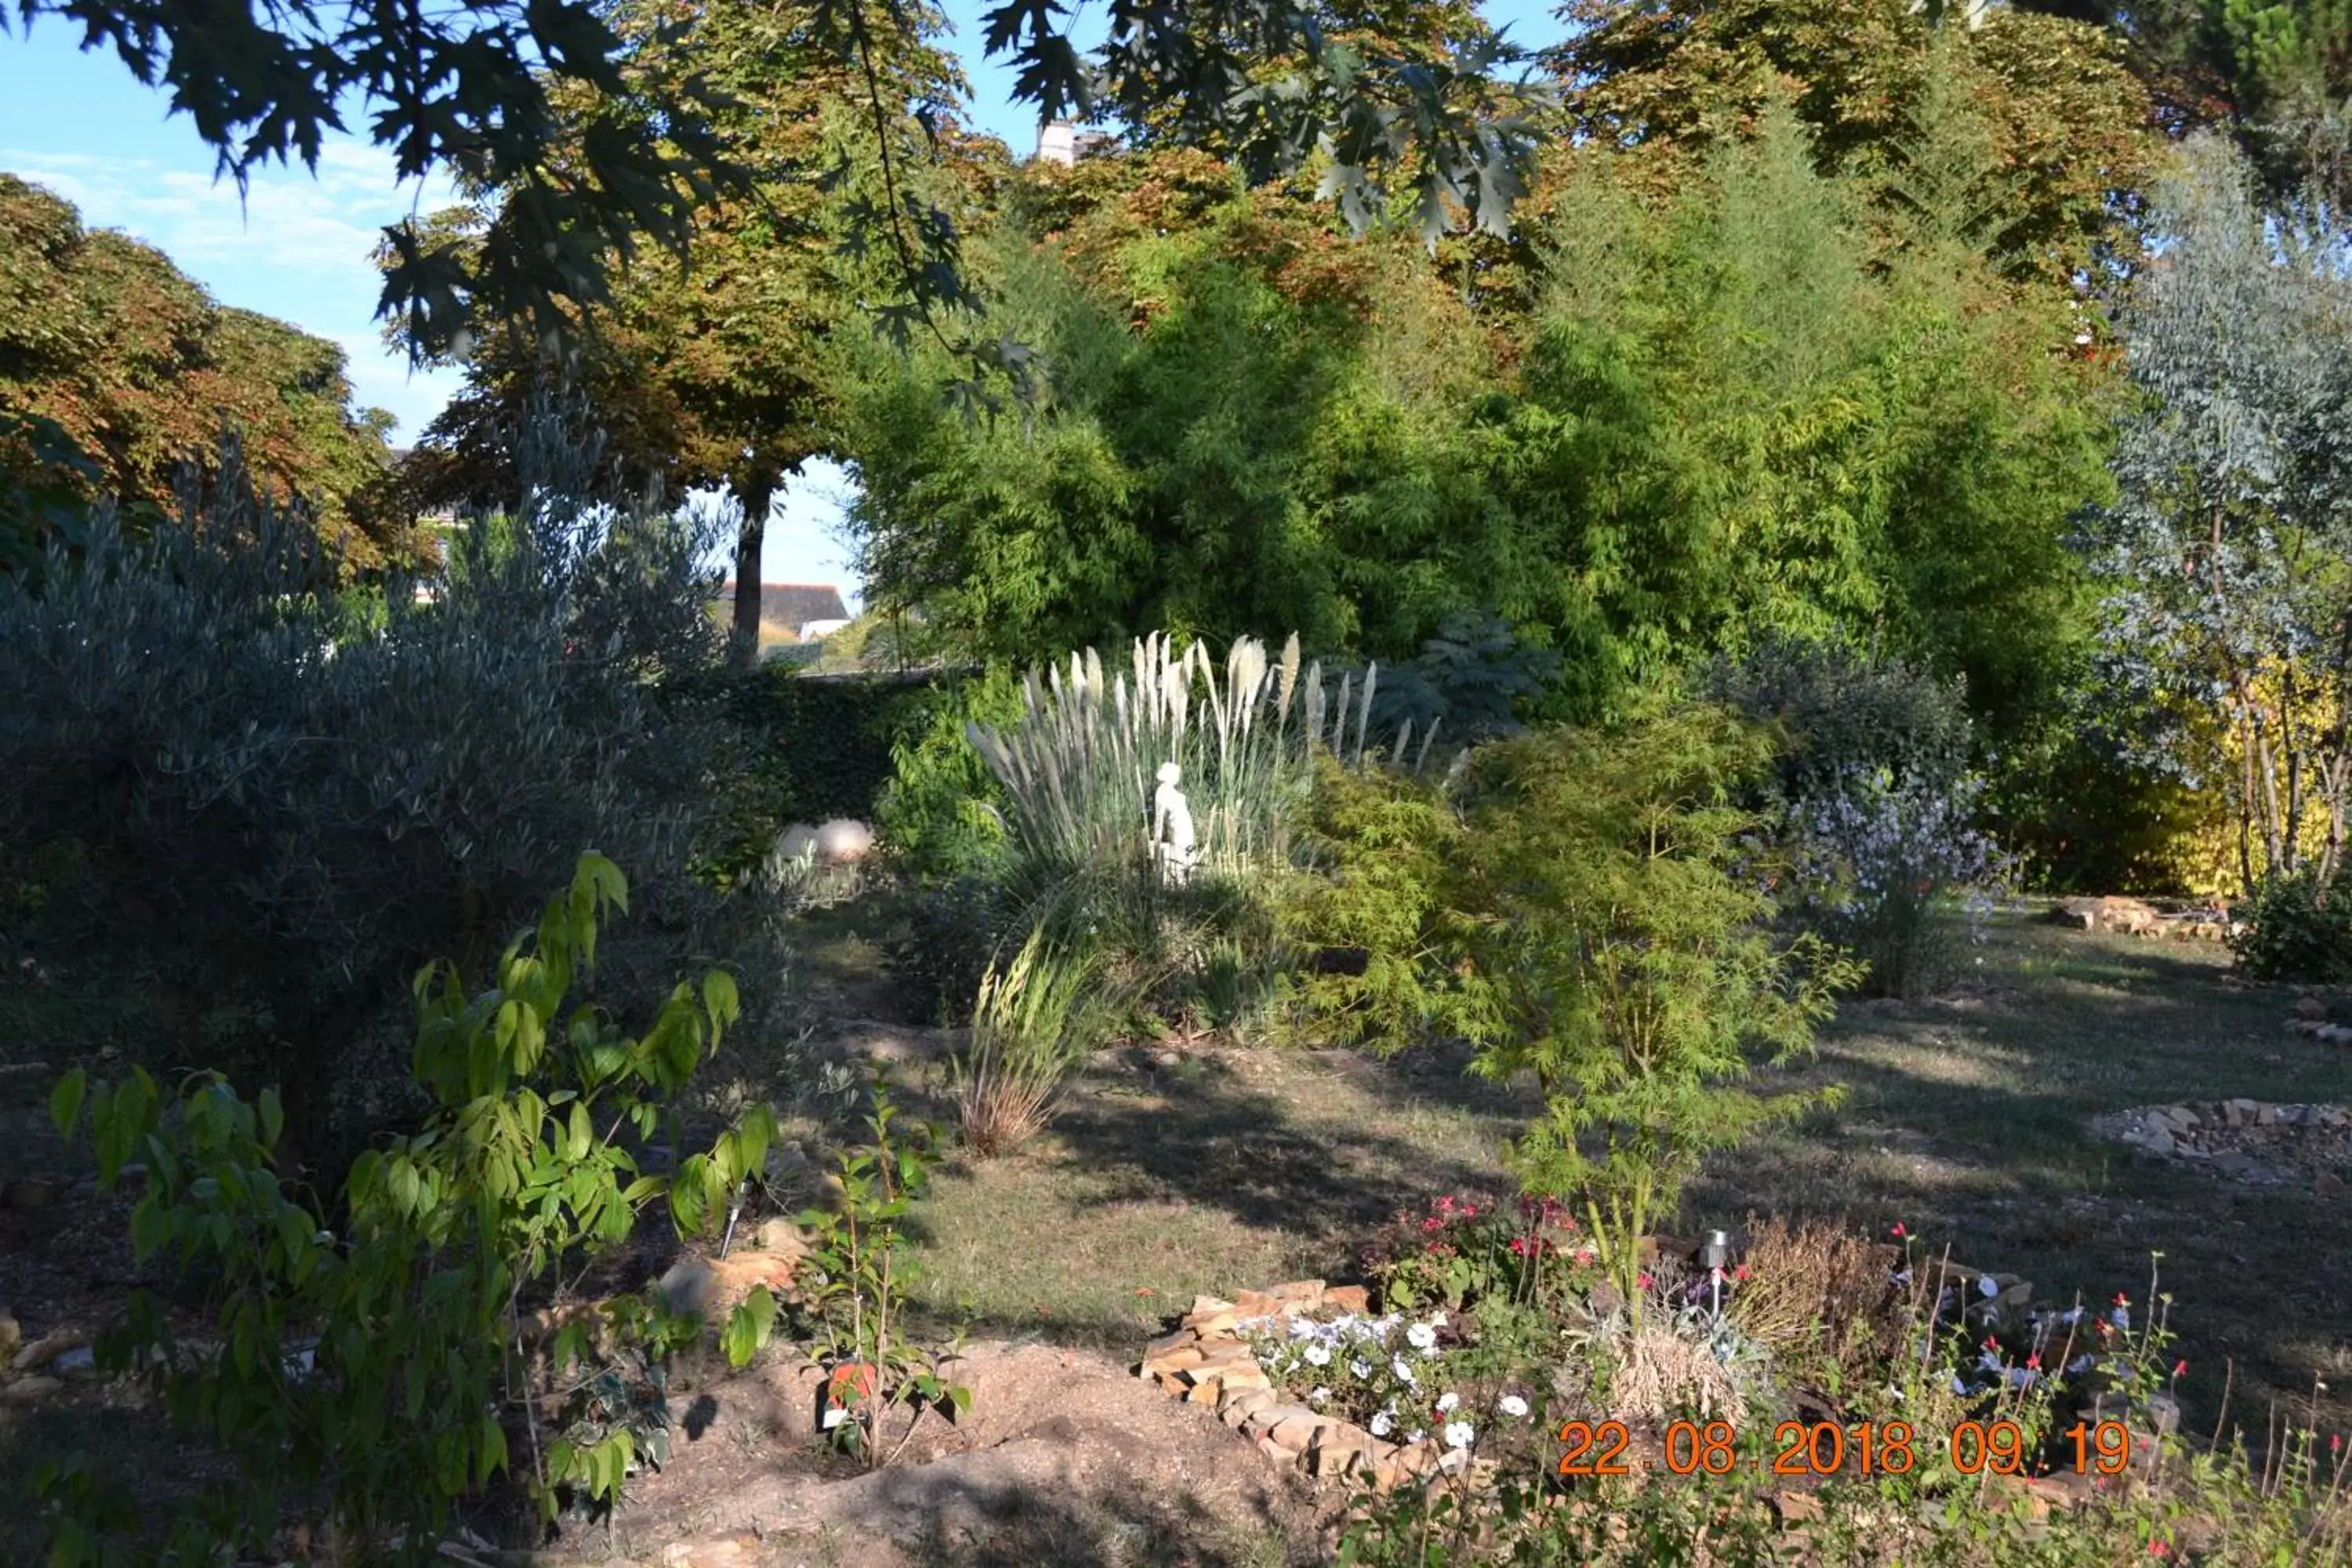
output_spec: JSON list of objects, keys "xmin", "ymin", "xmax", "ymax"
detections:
[
  {"xmin": 965, "ymin": 631, "xmax": 1440, "ymax": 886},
  {"xmin": 953, "ymin": 929, "xmax": 1114, "ymax": 1157}
]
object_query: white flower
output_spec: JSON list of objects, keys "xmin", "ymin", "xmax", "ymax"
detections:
[
  {"xmin": 1392, "ymin": 1355, "xmax": 1419, "ymax": 1387},
  {"xmin": 1435, "ymin": 1392, "xmax": 1460, "ymax": 1414},
  {"xmin": 1309, "ymin": 1386, "xmax": 1331, "ymax": 1404},
  {"xmin": 1370, "ymin": 1410, "xmax": 1394, "ymax": 1438},
  {"xmin": 1428, "ymin": 1312, "xmax": 1448, "ymax": 1328},
  {"xmin": 1406, "ymin": 1428, "xmax": 1427, "ymax": 1445},
  {"xmin": 1351, "ymin": 1358, "xmax": 1374, "ymax": 1380},
  {"xmin": 1288, "ymin": 1318, "xmax": 1318, "ymax": 1340},
  {"xmin": 1443, "ymin": 1420, "xmax": 1476, "ymax": 1450},
  {"xmin": 1406, "ymin": 1323, "xmax": 1439, "ymax": 1352},
  {"xmin": 1497, "ymin": 1394, "xmax": 1530, "ymax": 1419},
  {"xmin": 1951, "ymin": 1373, "xmax": 1971, "ymax": 1396},
  {"xmin": 1305, "ymin": 1343, "xmax": 1332, "ymax": 1367}
]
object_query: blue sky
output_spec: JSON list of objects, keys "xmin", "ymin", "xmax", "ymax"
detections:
[{"xmin": 0, "ymin": 2, "xmax": 1566, "ymax": 601}]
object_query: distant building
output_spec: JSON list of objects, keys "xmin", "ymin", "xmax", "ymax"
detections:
[
  {"xmin": 1034, "ymin": 120, "xmax": 1118, "ymax": 167},
  {"xmin": 717, "ymin": 581, "xmax": 850, "ymax": 644}
]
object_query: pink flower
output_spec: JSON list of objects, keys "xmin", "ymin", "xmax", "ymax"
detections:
[
  {"xmin": 1733, "ymin": 1265, "xmax": 1750, "ymax": 1282},
  {"xmin": 2172, "ymin": 1359, "xmax": 2187, "ymax": 1377},
  {"xmin": 2026, "ymin": 1354, "xmax": 2041, "ymax": 1370},
  {"xmin": 2114, "ymin": 1292, "xmax": 2129, "ymax": 1308},
  {"xmin": 1890, "ymin": 1222, "xmax": 1907, "ymax": 1239},
  {"xmin": 1637, "ymin": 1271, "xmax": 1653, "ymax": 1290}
]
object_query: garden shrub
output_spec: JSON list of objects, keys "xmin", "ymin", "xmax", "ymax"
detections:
[
  {"xmin": 881, "ymin": 873, "xmax": 1024, "ymax": 1025},
  {"xmin": 0, "ymin": 412, "xmax": 747, "ymax": 1156},
  {"xmin": 2230, "ymin": 864, "xmax": 2352, "ymax": 982},
  {"xmin": 1709, "ymin": 637, "xmax": 2010, "ymax": 996},
  {"xmin": 1282, "ymin": 706, "xmax": 1862, "ymax": 1310},
  {"xmin": 873, "ymin": 664, "xmax": 1025, "ymax": 880},
  {"xmin": 35, "ymin": 854, "xmax": 784, "ymax": 1564},
  {"xmin": 1773, "ymin": 767, "xmax": 2013, "ymax": 999}
]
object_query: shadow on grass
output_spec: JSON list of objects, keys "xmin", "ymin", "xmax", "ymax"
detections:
[{"xmin": 1686, "ymin": 916, "xmax": 2352, "ymax": 1441}]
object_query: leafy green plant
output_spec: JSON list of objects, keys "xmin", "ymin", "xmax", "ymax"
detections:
[
  {"xmin": 2231, "ymin": 862, "xmax": 2352, "ymax": 982},
  {"xmin": 33, "ymin": 853, "xmax": 785, "ymax": 1564},
  {"xmin": 0, "ymin": 409, "xmax": 741, "ymax": 1163},
  {"xmin": 952, "ymin": 929, "xmax": 1118, "ymax": 1156},
  {"xmin": 1283, "ymin": 710, "xmax": 1861, "ymax": 1318},
  {"xmin": 875, "ymin": 665, "xmax": 1025, "ymax": 880},
  {"xmin": 1452, "ymin": 714, "xmax": 1863, "ymax": 1316},
  {"xmin": 792, "ymin": 1083, "xmax": 970, "ymax": 1467}
]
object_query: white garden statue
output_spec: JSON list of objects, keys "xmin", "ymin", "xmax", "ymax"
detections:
[{"xmin": 1150, "ymin": 760, "xmax": 1198, "ymax": 885}]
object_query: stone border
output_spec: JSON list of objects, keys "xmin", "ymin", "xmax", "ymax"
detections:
[
  {"xmin": 1136, "ymin": 1279, "xmax": 1459, "ymax": 1492},
  {"xmin": 2093, "ymin": 1098, "xmax": 2350, "ymax": 1192}
]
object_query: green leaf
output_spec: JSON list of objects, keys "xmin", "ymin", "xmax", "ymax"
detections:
[
  {"xmin": 257, "ymin": 1087, "xmax": 284, "ymax": 1150},
  {"xmin": 722, "ymin": 1285, "xmax": 777, "ymax": 1369},
  {"xmin": 701, "ymin": 969, "xmax": 740, "ymax": 1032},
  {"xmin": 49, "ymin": 1069, "xmax": 85, "ymax": 1140}
]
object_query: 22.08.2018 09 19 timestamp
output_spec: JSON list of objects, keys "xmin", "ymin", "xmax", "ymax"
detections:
[{"xmin": 1557, "ymin": 1418, "xmax": 2135, "ymax": 1479}]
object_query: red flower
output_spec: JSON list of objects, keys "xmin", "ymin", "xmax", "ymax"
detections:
[
  {"xmin": 2332, "ymin": 1435, "xmax": 2343, "ymax": 1454},
  {"xmin": 2114, "ymin": 1292, "xmax": 2129, "ymax": 1308},
  {"xmin": 1733, "ymin": 1265, "xmax": 1751, "ymax": 1282},
  {"xmin": 1983, "ymin": 1337, "xmax": 1999, "ymax": 1352},
  {"xmin": 2147, "ymin": 1542, "xmax": 2171, "ymax": 1559},
  {"xmin": 1890, "ymin": 1223, "xmax": 1907, "ymax": 1239},
  {"xmin": 2026, "ymin": 1354, "xmax": 2041, "ymax": 1370},
  {"xmin": 2172, "ymin": 1359, "xmax": 2187, "ymax": 1377}
]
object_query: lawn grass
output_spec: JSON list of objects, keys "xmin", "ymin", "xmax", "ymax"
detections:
[{"xmin": 884, "ymin": 912, "xmax": 2352, "ymax": 1446}]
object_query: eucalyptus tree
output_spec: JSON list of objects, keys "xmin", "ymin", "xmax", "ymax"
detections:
[{"xmin": 2088, "ymin": 135, "xmax": 2352, "ymax": 889}]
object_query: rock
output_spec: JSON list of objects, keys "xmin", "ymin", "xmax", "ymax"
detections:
[
  {"xmin": 814, "ymin": 818, "xmax": 876, "ymax": 867},
  {"xmin": 660, "ymin": 1531, "xmax": 766, "ymax": 1568},
  {"xmin": 49, "ymin": 1345, "xmax": 96, "ymax": 1378},
  {"xmin": 1268, "ymin": 1411, "xmax": 1334, "ymax": 1455},
  {"xmin": 2053, "ymin": 896, "xmax": 2163, "ymax": 936},
  {"xmin": 1220, "ymin": 1388, "xmax": 1275, "ymax": 1427},
  {"xmin": 652, "ymin": 1249, "xmax": 804, "ymax": 1325},
  {"xmin": 2317, "ymin": 1173, "xmax": 2347, "ymax": 1200},
  {"xmin": 1143, "ymin": 1344, "xmax": 1207, "ymax": 1377},
  {"xmin": 1776, "ymin": 1490, "xmax": 1824, "ymax": 1524},
  {"xmin": 2142, "ymin": 1129, "xmax": 2175, "ymax": 1156},
  {"xmin": 2295, "ymin": 996, "xmax": 2328, "ymax": 1022},
  {"xmin": 1243, "ymin": 1402, "xmax": 1316, "ymax": 1439},
  {"xmin": 1267, "ymin": 1279, "xmax": 1326, "ymax": 1304},
  {"xmin": 0, "ymin": 1314, "xmax": 18, "ymax": 1362},
  {"xmin": 1181, "ymin": 1374, "xmax": 1224, "ymax": 1404},
  {"xmin": 0, "ymin": 1375, "xmax": 63, "ymax": 1404},
  {"xmin": 1308, "ymin": 1426, "xmax": 1374, "ymax": 1478},
  {"xmin": 2256, "ymin": 1104, "xmax": 2278, "ymax": 1126},
  {"xmin": 1323, "ymin": 1285, "xmax": 1371, "ymax": 1314},
  {"xmin": 749, "ymin": 1215, "xmax": 810, "ymax": 1256},
  {"xmin": 1189, "ymin": 1294, "xmax": 1236, "ymax": 1317},
  {"xmin": 11, "ymin": 1328, "xmax": 87, "ymax": 1374}
]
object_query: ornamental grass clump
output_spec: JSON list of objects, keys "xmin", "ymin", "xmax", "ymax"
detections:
[
  {"xmin": 952, "ymin": 928, "xmax": 1119, "ymax": 1156},
  {"xmin": 965, "ymin": 630, "xmax": 1436, "ymax": 886}
]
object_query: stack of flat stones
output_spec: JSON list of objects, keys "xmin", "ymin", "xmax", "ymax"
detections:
[
  {"xmin": 2094, "ymin": 1099, "xmax": 2350, "ymax": 1193},
  {"xmin": 1137, "ymin": 1279, "xmax": 1454, "ymax": 1493}
]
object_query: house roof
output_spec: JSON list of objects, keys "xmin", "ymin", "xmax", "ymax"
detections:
[{"xmin": 718, "ymin": 581, "xmax": 850, "ymax": 626}]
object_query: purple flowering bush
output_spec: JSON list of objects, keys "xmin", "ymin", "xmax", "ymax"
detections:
[{"xmin": 1775, "ymin": 767, "xmax": 2014, "ymax": 999}]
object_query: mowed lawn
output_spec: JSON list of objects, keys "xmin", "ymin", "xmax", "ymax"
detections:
[{"xmin": 895, "ymin": 914, "xmax": 2352, "ymax": 1442}]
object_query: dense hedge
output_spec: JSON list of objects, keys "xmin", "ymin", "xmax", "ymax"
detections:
[{"xmin": 706, "ymin": 663, "xmax": 980, "ymax": 825}]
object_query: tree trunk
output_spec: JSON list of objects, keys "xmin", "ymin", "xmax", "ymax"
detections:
[{"xmin": 730, "ymin": 474, "xmax": 777, "ymax": 670}]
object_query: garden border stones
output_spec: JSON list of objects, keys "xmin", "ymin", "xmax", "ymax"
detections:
[
  {"xmin": 1135, "ymin": 1279, "xmax": 1455, "ymax": 1493},
  {"xmin": 2092, "ymin": 1099, "xmax": 2351, "ymax": 1193}
]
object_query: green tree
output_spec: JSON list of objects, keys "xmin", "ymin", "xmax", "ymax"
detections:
[
  {"xmin": 395, "ymin": 0, "xmax": 985, "ymax": 659},
  {"xmin": 3, "ymin": 0, "xmax": 1538, "ymax": 370},
  {"xmin": 1280, "ymin": 713, "xmax": 1859, "ymax": 1313},
  {"xmin": 0, "ymin": 172, "xmax": 403, "ymax": 571},
  {"xmin": 1551, "ymin": 0, "xmax": 2160, "ymax": 285},
  {"xmin": 2085, "ymin": 134, "xmax": 2352, "ymax": 890}
]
